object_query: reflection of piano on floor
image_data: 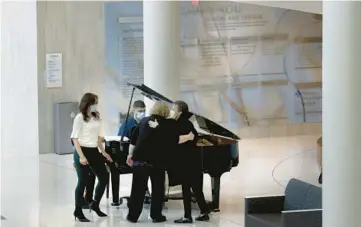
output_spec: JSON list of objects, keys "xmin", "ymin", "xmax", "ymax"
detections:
[{"xmin": 117, "ymin": 83, "xmax": 241, "ymax": 212}]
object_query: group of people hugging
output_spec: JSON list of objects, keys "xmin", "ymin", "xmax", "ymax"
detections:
[{"xmin": 71, "ymin": 92, "xmax": 210, "ymax": 224}]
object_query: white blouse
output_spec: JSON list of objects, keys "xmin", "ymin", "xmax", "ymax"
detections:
[{"xmin": 70, "ymin": 113, "xmax": 104, "ymax": 148}]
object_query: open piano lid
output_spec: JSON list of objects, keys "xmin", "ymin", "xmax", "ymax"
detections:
[
  {"xmin": 128, "ymin": 83, "xmax": 173, "ymax": 104},
  {"xmin": 128, "ymin": 83, "xmax": 240, "ymax": 141},
  {"xmin": 184, "ymin": 112, "xmax": 240, "ymax": 141}
]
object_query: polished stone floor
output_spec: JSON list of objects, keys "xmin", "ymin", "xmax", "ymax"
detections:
[{"xmin": 1, "ymin": 135, "xmax": 321, "ymax": 227}]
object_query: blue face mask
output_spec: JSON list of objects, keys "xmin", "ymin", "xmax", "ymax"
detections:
[
  {"xmin": 135, "ymin": 112, "xmax": 145, "ymax": 120},
  {"xmin": 90, "ymin": 104, "xmax": 98, "ymax": 113}
]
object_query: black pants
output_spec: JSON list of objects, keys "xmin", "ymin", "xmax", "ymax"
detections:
[
  {"xmin": 128, "ymin": 166, "xmax": 165, "ymax": 221},
  {"xmin": 74, "ymin": 161, "xmax": 96, "ymax": 206},
  {"xmin": 111, "ymin": 164, "xmax": 151, "ymax": 204},
  {"xmin": 110, "ymin": 165, "xmax": 120, "ymax": 203},
  {"xmin": 182, "ymin": 173, "xmax": 208, "ymax": 218},
  {"xmin": 75, "ymin": 147, "xmax": 109, "ymax": 208}
]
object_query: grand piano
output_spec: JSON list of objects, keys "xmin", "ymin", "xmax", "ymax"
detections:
[{"xmin": 110, "ymin": 83, "xmax": 240, "ymax": 212}]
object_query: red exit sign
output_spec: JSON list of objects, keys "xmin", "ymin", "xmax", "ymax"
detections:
[{"xmin": 191, "ymin": 0, "xmax": 198, "ymax": 6}]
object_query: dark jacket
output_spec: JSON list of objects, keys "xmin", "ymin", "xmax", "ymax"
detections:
[
  {"xmin": 131, "ymin": 115, "xmax": 179, "ymax": 168},
  {"xmin": 117, "ymin": 116, "xmax": 138, "ymax": 138},
  {"xmin": 166, "ymin": 115, "xmax": 201, "ymax": 186}
]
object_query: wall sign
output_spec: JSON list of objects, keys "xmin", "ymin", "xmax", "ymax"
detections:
[{"xmin": 45, "ymin": 53, "xmax": 62, "ymax": 88}]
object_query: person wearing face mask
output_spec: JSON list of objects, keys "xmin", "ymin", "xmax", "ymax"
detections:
[
  {"xmin": 168, "ymin": 101, "xmax": 210, "ymax": 224},
  {"xmin": 117, "ymin": 100, "xmax": 146, "ymax": 138},
  {"xmin": 110, "ymin": 100, "xmax": 148, "ymax": 206},
  {"xmin": 126, "ymin": 101, "xmax": 195, "ymax": 223},
  {"xmin": 71, "ymin": 93, "xmax": 113, "ymax": 222}
]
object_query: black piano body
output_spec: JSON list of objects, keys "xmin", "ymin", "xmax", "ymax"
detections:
[
  {"xmin": 190, "ymin": 113, "xmax": 240, "ymax": 212},
  {"xmin": 110, "ymin": 83, "xmax": 240, "ymax": 212}
]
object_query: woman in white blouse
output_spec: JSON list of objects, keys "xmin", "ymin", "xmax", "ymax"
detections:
[{"xmin": 71, "ymin": 93, "xmax": 113, "ymax": 222}]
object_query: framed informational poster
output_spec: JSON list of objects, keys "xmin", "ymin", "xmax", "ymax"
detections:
[{"xmin": 46, "ymin": 53, "xmax": 62, "ymax": 88}]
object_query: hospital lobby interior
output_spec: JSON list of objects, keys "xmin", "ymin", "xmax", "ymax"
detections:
[{"xmin": 1, "ymin": 1, "xmax": 361, "ymax": 227}]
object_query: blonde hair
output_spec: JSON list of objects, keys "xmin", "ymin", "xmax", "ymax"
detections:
[{"xmin": 149, "ymin": 101, "xmax": 170, "ymax": 118}]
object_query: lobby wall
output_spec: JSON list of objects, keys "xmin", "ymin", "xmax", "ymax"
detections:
[
  {"xmin": 104, "ymin": 1, "xmax": 322, "ymax": 137},
  {"xmin": 35, "ymin": 1, "xmax": 322, "ymax": 154},
  {"xmin": 36, "ymin": 1, "xmax": 106, "ymax": 154}
]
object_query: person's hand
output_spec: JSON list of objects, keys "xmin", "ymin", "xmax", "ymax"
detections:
[
  {"xmin": 102, "ymin": 152, "xmax": 113, "ymax": 162},
  {"xmin": 148, "ymin": 119, "xmax": 159, "ymax": 128},
  {"xmin": 188, "ymin": 131, "xmax": 195, "ymax": 141},
  {"xmin": 79, "ymin": 156, "xmax": 88, "ymax": 165},
  {"xmin": 126, "ymin": 155, "xmax": 133, "ymax": 167}
]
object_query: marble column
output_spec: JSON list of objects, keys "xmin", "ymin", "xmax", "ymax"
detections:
[
  {"xmin": 143, "ymin": 1, "xmax": 181, "ymax": 193},
  {"xmin": 143, "ymin": 1, "xmax": 180, "ymax": 112},
  {"xmin": 322, "ymin": 1, "xmax": 361, "ymax": 227},
  {"xmin": 1, "ymin": 1, "xmax": 39, "ymax": 226}
]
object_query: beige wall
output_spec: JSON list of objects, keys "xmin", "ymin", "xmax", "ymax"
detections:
[
  {"xmin": 35, "ymin": 1, "xmax": 322, "ymax": 154},
  {"xmin": 37, "ymin": 1, "xmax": 105, "ymax": 154}
]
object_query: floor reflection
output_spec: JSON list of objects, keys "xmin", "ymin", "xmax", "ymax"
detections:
[{"xmin": 1, "ymin": 135, "xmax": 320, "ymax": 227}]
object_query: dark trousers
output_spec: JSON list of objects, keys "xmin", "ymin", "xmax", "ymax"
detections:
[
  {"xmin": 74, "ymin": 151, "xmax": 96, "ymax": 207},
  {"xmin": 110, "ymin": 165, "xmax": 120, "ymax": 203},
  {"xmin": 75, "ymin": 147, "xmax": 109, "ymax": 208},
  {"xmin": 74, "ymin": 161, "xmax": 96, "ymax": 206},
  {"xmin": 128, "ymin": 166, "xmax": 165, "ymax": 221},
  {"xmin": 182, "ymin": 173, "xmax": 208, "ymax": 218},
  {"xmin": 110, "ymin": 164, "xmax": 151, "ymax": 204}
]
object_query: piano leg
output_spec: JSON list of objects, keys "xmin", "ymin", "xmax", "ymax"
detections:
[{"xmin": 208, "ymin": 176, "xmax": 221, "ymax": 212}]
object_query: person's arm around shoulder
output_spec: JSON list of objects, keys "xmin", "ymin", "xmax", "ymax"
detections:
[
  {"xmin": 98, "ymin": 119, "xmax": 113, "ymax": 162},
  {"xmin": 189, "ymin": 121, "xmax": 199, "ymax": 143},
  {"xmin": 173, "ymin": 119, "xmax": 195, "ymax": 144},
  {"xmin": 149, "ymin": 118, "xmax": 194, "ymax": 144},
  {"xmin": 71, "ymin": 114, "xmax": 88, "ymax": 165},
  {"xmin": 178, "ymin": 132, "xmax": 194, "ymax": 144}
]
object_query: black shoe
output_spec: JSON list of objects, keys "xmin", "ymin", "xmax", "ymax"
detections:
[
  {"xmin": 73, "ymin": 210, "xmax": 90, "ymax": 222},
  {"xmin": 152, "ymin": 215, "xmax": 167, "ymax": 223},
  {"xmin": 89, "ymin": 201, "xmax": 108, "ymax": 217},
  {"xmin": 174, "ymin": 217, "xmax": 193, "ymax": 223},
  {"xmin": 195, "ymin": 213, "xmax": 210, "ymax": 221},
  {"xmin": 126, "ymin": 214, "xmax": 137, "ymax": 223}
]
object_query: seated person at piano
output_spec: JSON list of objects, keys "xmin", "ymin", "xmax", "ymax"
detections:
[
  {"xmin": 117, "ymin": 100, "xmax": 146, "ymax": 139},
  {"xmin": 110, "ymin": 100, "xmax": 147, "ymax": 206},
  {"xmin": 167, "ymin": 100, "xmax": 210, "ymax": 223}
]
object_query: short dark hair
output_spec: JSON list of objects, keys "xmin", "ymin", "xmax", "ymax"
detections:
[
  {"xmin": 133, "ymin": 100, "xmax": 145, "ymax": 109},
  {"xmin": 174, "ymin": 100, "xmax": 189, "ymax": 113}
]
